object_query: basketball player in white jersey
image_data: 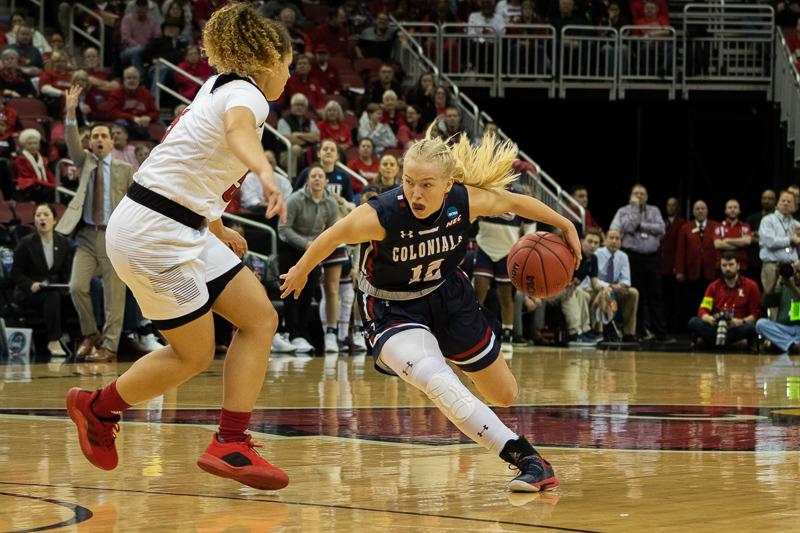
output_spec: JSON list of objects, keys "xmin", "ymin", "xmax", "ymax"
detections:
[{"xmin": 66, "ymin": 3, "xmax": 292, "ymax": 491}]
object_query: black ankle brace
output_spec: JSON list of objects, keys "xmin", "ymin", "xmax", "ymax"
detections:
[{"xmin": 499, "ymin": 436, "xmax": 537, "ymax": 465}]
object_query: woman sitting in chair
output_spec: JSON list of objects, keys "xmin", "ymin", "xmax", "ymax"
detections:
[
  {"xmin": 11, "ymin": 203, "xmax": 72, "ymax": 356},
  {"xmin": 13, "ymin": 128, "xmax": 56, "ymax": 202}
]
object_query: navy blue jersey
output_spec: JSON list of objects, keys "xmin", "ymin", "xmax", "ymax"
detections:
[
  {"xmin": 293, "ymin": 166, "xmax": 354, "ymax": 202},
  {"xmin": 359, "ymin": 183, "xmax": 471, "ymax": 296}
]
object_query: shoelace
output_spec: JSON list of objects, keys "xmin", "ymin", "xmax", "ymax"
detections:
[
  {"xmin": 92, "ymin": 419, "xmax": 119, "ymax": 448},
  {"xmin": 509, "ymin": 455, "xmax": 545, "ymax": 476},
  {"xmin": 241, "ymin": 435, "xmax": 264, "ymax": 455}
]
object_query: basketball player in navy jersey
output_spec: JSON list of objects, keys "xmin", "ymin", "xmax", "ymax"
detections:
[{"xmin": 281, "ymin": 128, "xmax": 581, "ymax": 491}]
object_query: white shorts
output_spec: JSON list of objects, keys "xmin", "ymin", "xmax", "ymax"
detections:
[{"xmin": 106, "ymin": 196, "xmax": 242, "ymax": 329}]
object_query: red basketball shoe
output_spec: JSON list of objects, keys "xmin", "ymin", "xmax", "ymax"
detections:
[
  {"xmin": 65, "ymin": 388, "xmax": 120, "ymax": 470},
  {"xmin": 197, "ymin": 433, "xmax": 289, "ymax": 490}
]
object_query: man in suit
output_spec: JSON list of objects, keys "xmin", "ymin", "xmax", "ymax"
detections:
[
  {"xmin": 675, "ymin": 200, "xmax": 720, "ymax": 325},
  {"xmin": 660, "ymin": 196, "xmax": 685, "ymax": 331},
  {"xmin": 56, "ymin": 88, "xmax": 134, "ymax": 362}
]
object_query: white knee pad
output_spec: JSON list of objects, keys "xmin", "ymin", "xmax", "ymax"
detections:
[
  {"xmin": 381, "ymin": 329, "xmax": 476, "ymax": 424},
  {"xmin": 422, "ymin": 363, "xmax": 476, "ymax": 423}
]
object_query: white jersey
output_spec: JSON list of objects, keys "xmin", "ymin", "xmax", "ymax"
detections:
[{"xmin": 134, "ymin": 74, "xmax": 270, "ymax": 220}]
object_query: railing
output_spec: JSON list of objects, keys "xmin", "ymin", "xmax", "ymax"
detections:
[
  {"xmin": 394, "ymin": 19, "xmax": 585, "ymax": 229},
  {"xmin": 618, "ymin": 25, "xmax": 677, "ymax": 99},
  {"xmin": 517, "ymin": 169, "xmax": 585, "ymax": 228},
  {"xmin": 153, "ymin": 58, "xmax": 202, "ymax": 109},
  {"xmin": 396, "ymin": 6, "xmax": 775, "ymax": 99},
  {"xmin": 559, "ymin": 26, "xmax": 618, "ymax": 99},
  {"xmin": 335, "ymin": 162, "xmax": 369, "ymax": 189},
  {"xmin": 681, "ymin": 3, "xmax": 774, "ymax": 97},
  {"xmin": 773, "ymin": 28, "xmax": 800, "ymax": 164},
  {"xmin": 439, "ymin": 23, "xmax": 500, "ymax": 94},
  {"xmin": 151, "ymin": 60, "xmax": 300, "ymax": 178},
  {"xmin": 68, "ymin": 3, "xmax": 105, "ymax": 66},
  {"xmin": 56, "ymin": 185, "xmax": 278, "ymax": 259},
  {"xmin": 499, "ymin": 24, "xmax": 557, "ymax": 97}
]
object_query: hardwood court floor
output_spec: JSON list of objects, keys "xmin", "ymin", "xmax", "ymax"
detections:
[{"xmin": 1, "ymin": 348, "xmax": 800, "ymax": 532}]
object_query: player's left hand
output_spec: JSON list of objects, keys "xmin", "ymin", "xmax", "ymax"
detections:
[
  {"xmin": 261, "ymin": 170, "xmax": 287, "ymax": 223},
  {"xmin": 563, "ymin": 223, "xmax": 582, "ymax": 270},
  {"xmin": 280, "ymin": 266, "xmax": 308, "ymax": 300},
  {"xmin": 219, "ymin": 227, "xmax": 248, "ymax": 257}
]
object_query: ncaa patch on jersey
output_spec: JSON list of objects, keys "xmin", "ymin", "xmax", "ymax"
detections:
[{"xmin": 446, "ymin": 206, "xmax": 459, "ymax": 219}]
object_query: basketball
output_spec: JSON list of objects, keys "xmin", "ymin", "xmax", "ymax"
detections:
[{"xmin": 507, "ymin": 231, "xmax": 575, "ymax": 297}]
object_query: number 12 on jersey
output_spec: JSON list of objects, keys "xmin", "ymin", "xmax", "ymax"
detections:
[{"xmin": 409, "ymin": 259, "xmax": 444, "ymax": 284}]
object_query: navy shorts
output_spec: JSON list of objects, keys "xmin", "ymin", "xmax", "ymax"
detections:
[
  {"xmin": 357, "ymin": 270, "xmax": 500, "ymax": 374},
  {"xmin": 322, "ymin": 245, "xmax": 350, "ymax": 266},
  {"xmin": 473, "ymin": 247, "xmax": 510, "ymax": 283}
]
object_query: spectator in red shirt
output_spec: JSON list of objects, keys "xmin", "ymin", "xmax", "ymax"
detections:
[
  {"xmin": 397, "ymin": 104, "xmax": 426, "ymax": 147},
  {"xmin": 633, "ymin": 0, "xmax": 672, "ymax": 75},
  {"xmin": 660, "ymin": 196, "xmax": 686, "ymax": 332},
  {"xmin": 108, "ymin": 66, "xmax": 161, "ymax": 140},
  {"xmin": 14, "ymin": 128, "xmax": 55, "ymax": 202},
  {"xmin": 279, "ymin": 7, "xmax": 313, "ymax": 57},
  {"xmin": 317, "ymin": 100, "xmax": 353, "ymax": 152},
  {"xmin": 39, "ymin": 52, "xmax": 74, "ymax": 117},
  {"xmin": 82, "ymin": 47, "xmax": 118, "ymax": 94},
  {"xmin": 347, "ymin": 138, "xmax": 379, "ymax": 191},
  {"xmin": 714, "ymin": 199, "xmax": 752, "ymax": 271},
  {"xmin": 569, "ymin": 184, "xmax": 602, "ymax": 234},
  {"xmin": 630, "ymin": 0, "xmax": 668, "ymax": 20},
  {"xmin": 433, "ymin": 85, "xmax": 451, "ymax": 118},
  {"xmin": 675, "ymin": 200, "xmax": 720, "ymax": 324},
  {"xmin": 310, "ymin": 44, "xmax": 342, "ymax": 96},
  {"xmin": 381, "ymin": 89, "xmax": 407, "ymax": 134},
  {"xmin": 176, "ymin": 45, "xmax": 213, "ymax": 101},
  {"xmin": 0, "ymin": 48, "xmax": 36, "ymax": 98},
  {"xmin": 688, "ymin": 252, "xmax": 760, "ymax": 349},
  {"xmin": 0, "ymin": 110, "xmax": 16, "ymax": 200},
  {"xmin": 281, "ymin": 55, "xmax": 326, "ymax": 110},
  {"xmin": 313, "ymin": 6, "xmax": 351, "ymax": 58}
]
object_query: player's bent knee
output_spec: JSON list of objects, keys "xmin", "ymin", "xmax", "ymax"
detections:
[
  {"xmin": 487, "ymin": 385, "xmax": 518, "ymax": 408},
  {"xmin": 420, "ymin": 363, "xmax": 476, "ymax": 423}
]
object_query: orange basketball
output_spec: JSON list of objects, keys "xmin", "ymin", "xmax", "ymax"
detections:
[{"xmin": 507, "ymin": 232, "xmax": 575, "ymax": 297}]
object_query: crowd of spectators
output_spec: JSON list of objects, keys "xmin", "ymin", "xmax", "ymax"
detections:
[{"xmin": 0, "ymin": 0, "xmax": 796, "ymax": 360}]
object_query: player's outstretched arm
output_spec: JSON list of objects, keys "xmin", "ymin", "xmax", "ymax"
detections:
[
  {"xmin": 468, "ymin": 185, "xmax": 581, "ymax": 268},
  {"xmin": 280, "ymin": 204, "xmax": 385, "ymax": 299},
  {"xmin": 224, "ymin": 106, "xmax": 286, "ymax": 220}
]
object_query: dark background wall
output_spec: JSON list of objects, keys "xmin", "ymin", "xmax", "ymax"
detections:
[{"xmin": 472, "ymin": 91, "xmax": 797, "ymax": 228}]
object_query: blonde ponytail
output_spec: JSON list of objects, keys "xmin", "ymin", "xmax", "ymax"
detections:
[{"xmin": 404, "ymin": 123, "xmax": 519, "ymax": 190}]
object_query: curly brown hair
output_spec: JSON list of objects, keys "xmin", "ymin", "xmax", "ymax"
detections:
[{"xmin": 202, "ymin": 2, "xmax": 291, "ymax": 79}]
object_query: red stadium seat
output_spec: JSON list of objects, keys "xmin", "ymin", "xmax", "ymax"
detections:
[
  {"xmin": 19, "ymin": 118, "xmax": 46, "ymax": 140},
  {"xmin": 323, "ymin": 93, "xmax": 350, "ymax": 111},
  {"xmin": 304, "ymin": 3, "xmax": 329, "ymax": 25},
  {"xmin": 340, "ymin": 73, "xmax": 364, "ymax": 91},
  {"xmin": 328, "ymin": 56, "xmax": 354, "ymax": 74},
  {"xmin": 7, "ymin": 97, "xmax": 48, "ymax": 119},
  {"xmin": 342, "ymin": 111, "xmax": 358, "ymax": 131},
  {"xmin": 354, "ymin": 58, "xmax": 384, "ymax": 81},
  {"xmin": 148, "ymin": 122, "xmax": 166, "ymax": 143},
  {"xmin": 382, "ymin": 147, "xmax": 404, "ymax": 159},
  {"xmin": 345, "ymin": 145, "xmax": 360, "ymax": 163}
]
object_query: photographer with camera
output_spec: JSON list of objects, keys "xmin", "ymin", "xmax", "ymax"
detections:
[
  {"xmin": 687, "ymin": 251, "xmax": 760, "ymax": 350},
  {"xmin": 755, "ymin": 261, "xmax": 800, "ymax": 353}
]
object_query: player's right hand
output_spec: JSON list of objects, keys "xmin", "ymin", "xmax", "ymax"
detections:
[
  {"xmin": 65, "ymin": 86, "xmax": 82, "ymax": 114},
  {"xmin": 280, "ymin": 266, "xmax": 308, "ymax": 300}
]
